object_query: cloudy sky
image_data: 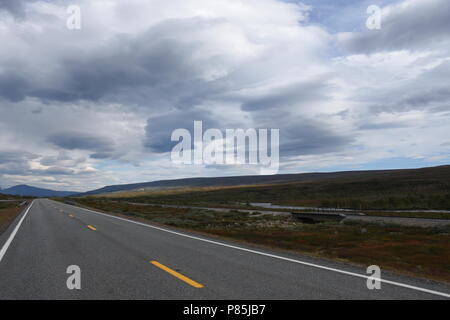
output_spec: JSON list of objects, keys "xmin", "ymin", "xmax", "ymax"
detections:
[{"xmin": 0, "ymin": 0, "xmax": 449, "ymax": 191}]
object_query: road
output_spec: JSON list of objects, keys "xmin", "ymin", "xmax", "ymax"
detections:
[{"xmin": 0, "ymin": 199, "xmax": 449, "ymax": 300}]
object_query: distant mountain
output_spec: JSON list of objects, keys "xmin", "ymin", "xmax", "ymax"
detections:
[
  {"xmin": 80, "ymin": 167, "xmax": 432, "ymax": 196},
  {"xmin": 79, "ymin": 165, "xmax": 450, "ymax": 197},
  {"xmin": 0, "ymin": 185, "xmax": 78, "ymax": 197}
]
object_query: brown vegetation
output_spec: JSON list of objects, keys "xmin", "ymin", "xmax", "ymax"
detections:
[{"xmin": 0, "ymin": 202, "xmax": 23, "ymax": 234}]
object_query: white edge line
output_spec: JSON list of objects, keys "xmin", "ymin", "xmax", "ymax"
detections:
[
  {"xmin": 59, "ymin": 200, "xmax": 450, "ymax": 298},
  {"xmin": 0, "ymin": 200, "xmax": 34, "ymax": 263}
]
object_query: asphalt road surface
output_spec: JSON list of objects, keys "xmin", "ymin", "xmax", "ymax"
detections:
[{"xmin": 0, "ymin": 199, "xmax": 449, "ymax": 300}]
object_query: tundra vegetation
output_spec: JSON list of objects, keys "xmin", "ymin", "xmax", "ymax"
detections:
[{"xmin": 0, "ymin": 199, "xmax": 26, "ymax": 234}]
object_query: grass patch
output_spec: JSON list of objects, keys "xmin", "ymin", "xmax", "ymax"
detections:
[
  {"xmin": 0, "ymin": 201, "xmax": 24, "ymax": 234},
  {"xmin": 359, "ymin": 211, "xmax": 450, "ymax": 220}
]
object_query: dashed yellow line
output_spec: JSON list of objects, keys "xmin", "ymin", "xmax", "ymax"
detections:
[
  {"xmin": 87, "ymin": 225, "xmax": 97, "ymax": 231},
  {"xmin": 150, "ymin": 261, "xmax": 204, "ymax": 288}
]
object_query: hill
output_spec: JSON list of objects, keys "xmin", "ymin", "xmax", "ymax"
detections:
[
  {"xmin": 82, "ymin": 169, "xmax": 395, "ymax": 196},
  {"xmin": 81, "ymin": 165, "xmax": 450, "ymax": 210},
  {"xmin": 1, "ymin": 185, "xmax": 78, "ymax": 198}
]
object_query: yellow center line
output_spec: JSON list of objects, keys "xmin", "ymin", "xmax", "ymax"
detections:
[
  {"xmin": 150, "ymin": 261, "xmax": 204, "ymax": 288},
  {"xmin": 87, "ymin": 225, "xmax": 97, "ymax": 231}
]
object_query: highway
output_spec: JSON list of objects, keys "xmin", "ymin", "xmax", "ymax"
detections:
[{"xmin": 0, "ymin": 199, "xmax": 449, "ymax": 300}]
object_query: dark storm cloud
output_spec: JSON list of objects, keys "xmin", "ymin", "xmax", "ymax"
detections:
[
  {"xmin": 48, "ymin": 132, "xmax": 115, "ymax": 153},
  {"xmin": 0, "ymin": 0, "xmax": 26, "ymax": 18},
  {"xmin": 144, "ymin": 107, "xmax": 355, "ymax": 158},
  {"xmin": 0, "ymin": 73, "xmax": 29, "ymax": 102},
  {"xmin": 402, "ymin": 87, "xmax": 450, "ymax": 109},
  {"xmin": 358, "ymin": 121, "xmax": 411, "ymax": 130},
  {"xmin": 0, "ymin": 163, "xmax": 30, "ymax": 175},
  {"xmin": 279, "ymin": 119, "xmax": 354, "ymax": 157},
  {"xmin": 362, "ymin": 60, "xmax": 450, "ymax": 114},
  {"xmin": 241, "ymin": 77, "xmax": 332, "ymax": 112},
  {"xmin": 0, "ymin": 0, "xmax": 66, "ymax": 19},
  {"xmin": 89, "ymin": 152, "xmax": 113, "ymax": 160},
  {"xmin": 339, "ymin": 0, "xmax": 450, "ymax": 54},
  {"xmin": 39, "ymin": 153, "xmax": 86, "ymax": 167},
  {"xmin": 400, "ymin": 61, "xmax": 450, "ymax": 110},
  {"xmin": 0, "ymin": 150, "xmax": 37, "ymax": 164},
  {"xmin": 242, "ymin": 105, "xmax": 355, "ymax": 158},
  {"xmin": 0, "ymin": 17, "xmax": 227, "ymax": 108},
  {"xmin": 241, "ymin": 78, "xmax": 355, "ymax": 158},
  {"xmin": 41, "ymin": 166, "xmax": 76, "ymax": 175},
  {"xmin": 144, "ymin": 109, "xmax": 224, "ymax": 153}
]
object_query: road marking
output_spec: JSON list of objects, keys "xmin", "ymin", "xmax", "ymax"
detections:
[
  {"xmin": 87, "ymin": 225, "xmax": 97, "ymax": 231},
  {"xmin": 151, "ymin": 261, "xmax": 204, "ymax": 288},
  {"xmin": 69, "ymin": 214, "xmax": 74, "ymax": 218},
  {"xmin": 60, "ymin": 201, "xmax": 450, "ymax": 298},
  {"xmin": 0, "ymin": 201, "xmax": 34, "ymax": 263}
]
